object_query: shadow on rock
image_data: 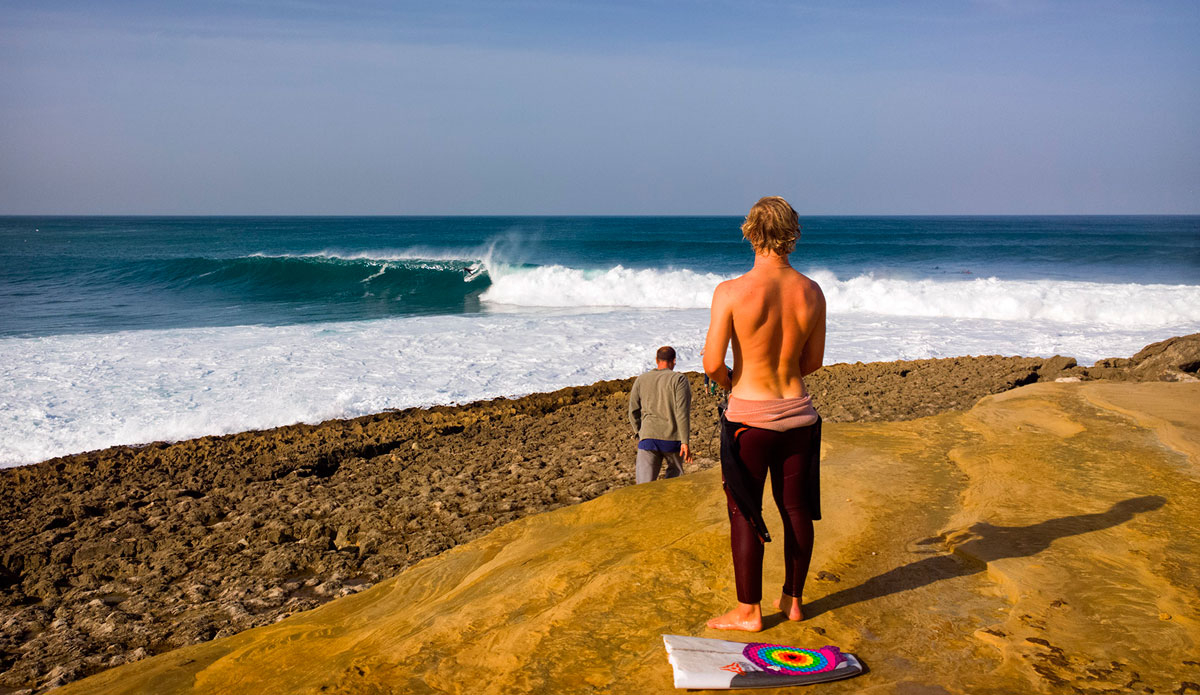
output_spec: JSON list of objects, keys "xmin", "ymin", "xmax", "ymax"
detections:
[{"xmin": 803, "ymin": 495, "xmax": 1167, "ymax": 619}]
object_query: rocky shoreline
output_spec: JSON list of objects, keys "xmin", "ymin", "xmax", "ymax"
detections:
[{"xmin": 1, "ymin": 334, "xmax": 1197, "ymax": 693}]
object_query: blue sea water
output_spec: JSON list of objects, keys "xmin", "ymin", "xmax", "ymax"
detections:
[
  {"xmin": 1, "ymin": 215, "xmax": 1198, "ymax": 465},
  {"xmin": 3, "ymin": 215, "xmax": 1197, "ymax": 336}
]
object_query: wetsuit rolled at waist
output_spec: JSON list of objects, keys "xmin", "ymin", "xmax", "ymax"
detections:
[
  {"xmin": 720, "ymin": 394, "xmax": 821, "ymax": 605},
  {"xmin": 724, "ymin": 394, "xmax": 818, "ymax": 431}
]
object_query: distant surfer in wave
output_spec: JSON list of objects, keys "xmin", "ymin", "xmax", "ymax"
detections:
[
  {"xmin": 463, "ymin": 262, "xmax": 484, "ymax": 281},
  {"xmin": 703, "ymin": 196, "xmax": 826, "ymax": 631}
]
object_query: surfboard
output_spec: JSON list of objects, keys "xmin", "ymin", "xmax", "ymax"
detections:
[{"xmin": 662, "ymin": 634, "xmax": 865, "ymax": 689}]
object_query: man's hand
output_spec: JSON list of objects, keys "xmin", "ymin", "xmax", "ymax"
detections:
[{"xmin": 681, "ymin": 444, "xmax": 694, "ymax": 464}]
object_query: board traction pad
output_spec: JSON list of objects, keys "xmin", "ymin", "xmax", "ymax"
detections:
[{"xmin": 663, "ymin": 634, "xmax": 865, "ymax": 690}]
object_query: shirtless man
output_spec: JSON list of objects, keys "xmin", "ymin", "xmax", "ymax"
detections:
[{"xmin": 703, "ymin": 196, "xmax": 826, "ymax": 631}]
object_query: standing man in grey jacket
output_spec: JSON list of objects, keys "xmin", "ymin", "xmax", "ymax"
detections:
[{"xmin": 628, "ymin": 346, "xmax": 694, "ymax": 484}]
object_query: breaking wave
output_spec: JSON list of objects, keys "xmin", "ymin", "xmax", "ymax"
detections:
[{"xmin": 481, "ymin": 265, "xmax": 1200, "ymax": 327}]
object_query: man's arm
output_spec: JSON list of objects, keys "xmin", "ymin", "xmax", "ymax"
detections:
[
  {"xmin": 674, "ymin": 373, "xmax": 691, "ymax": 445},
  {"xmin": 799, "ymin": 286, "xmax": 827, "ymax": 377},
  {"xmin": 628, "ymin": 376, "xmax": 642, "ymax": 434},
  {"xmin": 675, "ymin": 373, "xmax": 694, "ymax": 463},
  {"xmin": 703, "ymin": 281, "xmax": 734, "ymax": 391}
]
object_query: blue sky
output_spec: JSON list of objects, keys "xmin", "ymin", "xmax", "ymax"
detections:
[{"xmin": 1, "ymin": 1, "xmax": 1197, "ymax": 214}]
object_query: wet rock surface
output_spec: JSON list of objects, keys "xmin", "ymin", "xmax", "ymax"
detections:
[{"xmin": 1, "ymin": 335, "xmax": 1195, "ymax": 692}]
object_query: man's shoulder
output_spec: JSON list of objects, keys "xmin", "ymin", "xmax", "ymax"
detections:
[
  {"xmin": 638, "ymin": 369, "xmax": 687, "ymax": 386},
  {"xmin": 730, "ymin": 268, "xmax": 824, "ymax": 302},
  {"xmin": 715, "ymin": 273, "xmax": 768, "ymax": 301},
  {"xmin": 662, "ymin": 370, "xmax": 689, "ymax": 391},
  {"xmin": 792, "ymin": 269, "xmax": 824, "ymax": 292},
  {"xmin": 632, "ymin": 369, "xmax": 657, "ymax": 386},
  {"xmin": 714, "ymin": 275, "xmax": 746, "ymax": 296}
]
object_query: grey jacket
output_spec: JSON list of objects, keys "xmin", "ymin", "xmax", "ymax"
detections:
[{"xmin": 628, "ymin": 368, "xmax": 691, "ymax": 445}]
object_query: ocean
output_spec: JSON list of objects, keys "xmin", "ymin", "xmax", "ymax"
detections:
[{"xmin": 2, "ymin": 215, "xmax": 1198, "ymax": 466}]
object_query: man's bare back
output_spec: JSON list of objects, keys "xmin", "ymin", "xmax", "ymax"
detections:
[
  {"xmin": 703, "ymin": 255, "xmax": 826, "ymax": 398},
  {"xmin": 702, "ymin": 195, "xmax": 827, "ymax": 632}
]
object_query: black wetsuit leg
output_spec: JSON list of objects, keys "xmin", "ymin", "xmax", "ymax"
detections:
[
  {"xmin": 724, "ymin": 424, "xmax": 817, "ymax": 604},
  {"xmin": 724, "ymin": 460, "xmax": 768, "ymax": 604},
  {"xmin": 769, "ymin": 424, "xmax": 817, "ymax": 600}
]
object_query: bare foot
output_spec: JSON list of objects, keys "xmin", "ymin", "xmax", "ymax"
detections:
[
  {"xmin": 772, "ymin": 593, "xmax": 804, "ymax": 621},
  {"xmin": 706, "ymin": 602, "xmax": 763, "ymax": 631}
]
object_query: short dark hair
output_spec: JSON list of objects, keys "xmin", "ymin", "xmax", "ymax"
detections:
[{"xmin": 656, "ymin": 345, "xmax": 676, "ymax": 363}]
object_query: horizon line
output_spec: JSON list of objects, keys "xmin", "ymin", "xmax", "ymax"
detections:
[{"xmin": 2, "ymin": 212, "xmax": 1199, "ymax": 219}]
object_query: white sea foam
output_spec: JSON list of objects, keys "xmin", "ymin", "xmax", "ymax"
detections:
[
  {"xmin": 1, "ymin": 309, "xmax": 1194, "ymax": 467},
  {"xmin": 482, "ymin": 264, "xmax": 725, "ymax": 309},
  {"xmin": 0, "ymin": 312, "xmax": 703, "ymax": 466},
  {"xmin": 481, "ymin": 265, "xmax": 1200, "ymax": 328},
  {"xmin": 810, "ymin": 270, "xmax": 1200, "ymax": 327}
]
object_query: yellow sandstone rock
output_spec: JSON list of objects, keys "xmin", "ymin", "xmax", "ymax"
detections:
[{"xmin": 55, "ymin": 383, "xmax": 1200, "ymax": 694}]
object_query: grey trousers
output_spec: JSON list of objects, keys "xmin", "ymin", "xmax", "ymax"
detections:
[{"xmin": 635, "ymin": 448, "xmax": 685, "ymax": 484}]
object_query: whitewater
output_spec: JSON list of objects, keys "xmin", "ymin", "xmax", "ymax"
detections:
[
  {"xmin": 3, "ymin": 262, "xmax": 1198, "ymax": 466},
  {"xmin": 1, "ymin": 215, "xmax": 1197, "ymax": 465}
]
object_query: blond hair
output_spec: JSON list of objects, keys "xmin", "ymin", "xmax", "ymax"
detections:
[{"xmin": 741, "ymin": 196, "xmax": 800, "ymax": 256}]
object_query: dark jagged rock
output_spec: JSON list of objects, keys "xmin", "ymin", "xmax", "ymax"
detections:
[{"xmin": 1125, "ymin": 333, "xmax": 1200, "ymax": 381}]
